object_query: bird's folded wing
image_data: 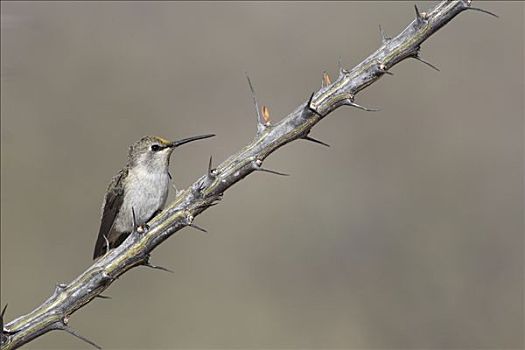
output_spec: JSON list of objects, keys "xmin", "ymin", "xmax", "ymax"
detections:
[{"xmin": 93, "ymin": 168, "xmax": 128, "ymax": 259}]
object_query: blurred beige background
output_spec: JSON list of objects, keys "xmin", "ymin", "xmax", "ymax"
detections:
[{"xmin": 1, "ymin": 1, "xmax": 523, "ymax": 349}]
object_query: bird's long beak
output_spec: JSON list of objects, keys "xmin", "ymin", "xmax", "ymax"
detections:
[{"xmin": 169, "ymin": 134, "xmax": 215, "ymax": 148}]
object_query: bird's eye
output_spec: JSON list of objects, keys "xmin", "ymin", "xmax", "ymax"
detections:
[{"xmin": 151, "ymin": 144, "xmax": 161, "ymax": 152}]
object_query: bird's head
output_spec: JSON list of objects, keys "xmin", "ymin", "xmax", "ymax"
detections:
[{"xmin": 128, "ymin": 134, "xmax": 215, "ymax": 170}]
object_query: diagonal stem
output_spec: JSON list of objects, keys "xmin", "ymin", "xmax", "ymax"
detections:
[{"xmin": 1, "ymin": 1, "xmax": 493, "ymax": 349}]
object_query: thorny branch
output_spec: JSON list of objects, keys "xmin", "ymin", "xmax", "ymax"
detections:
[{"xmin": 1, "ymin": 1, "xmax": 496, "ymax": 349}]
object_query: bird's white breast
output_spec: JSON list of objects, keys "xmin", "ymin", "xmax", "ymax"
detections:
[{"xmin": 114, "ymin": 166, "xmax": 170, "ymax": 232}]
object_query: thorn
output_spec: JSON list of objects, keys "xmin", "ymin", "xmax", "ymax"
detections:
[
  {"xmin": 256, "ymin": 168, "xmax": 290, "ymax": 176},
  {"xmin": 101, "ymin": 271, "xmax": 112, "ymax": 282},
  {"xmin": 131, "ymin": 207, "xmax": 137, "ymax": 231},
  {"xmin": 144, "ymin": 262, "xmax": 173, "ymax": 273},
  {"xmin": 304, "ymin": 91, "xmax": 324, "ymax": 118},
  {"xmin": 103, "ymin": 234, "xmax": 110, "ymax": 256},
  {"xmin": 337, "ymin": 58, "xmax": 349, "ymax": 76},
  {"xmin": 143, "ymin": 258, "xmax": 174, "ymax": 274},
  {"xmin": 379, "ymin": 24, "xmax": 390, "ymax": 44},
  {"xmin": 208, "ymin": 194, "xmax": 223, "ymax": 208},
  {"xmin": 245, "ymin": 73, "xmax": 268, "ymax": 131},
  {"xmin": 344, "ymin": 97, "xmax": 380, "ymax": 112},
  {"xmin": 378, "ymin": 63, "xmax": 394, "ymax": 76},
  {"xmin": 192, "ymin": 180, "xmax": 205, "ymax": 198},
  {"xmin": 195, "ymin": 178, "xmax": 206, "ymax": 193},
  {"xmin": 261, "ymin": 105, "xmax": 271, "ymax": 125},
  {"xmin": 414, "ymin": 4, "xmax": 427, "ymax": 25},
  {"xmin": 303, "ymin": 135, "xmax": 330, "ymax": 148},
  {"xmin": 167, "ymin": 171, "xmax": 172, "ymax": 180},
  {"xmin": 322, "ymin": 71, "xmax": 332, "ymax": 88},
  {"xmin": 95, "ymin": 294, "xmax": 112, "ymax": 299},
  {"xmin": 54, "ymin": 283, "xmax": 67, "ymax": 295},
  {"xmin": 171, "ymin": 182, "xmax": 179, "ymax": 195},
  {"xmin": 1, "ymin": 304, "xmax": 7, "ymax": 319},
  {"xmin": 466, "ymin": 7, "xmax": 498, "ymax": 18},
  {"xmin": 207, "ymin": 155, "xmax": 216, "ymax": 179},
  {"xmin": 58, "ymin": 324, "xmax": 102, "ymax": 350},
  {"xmin": 189, "ymin": 223, "xmax": 208, "ymax": 233},
  {"xmin": 413, "ymin": 54, "xmax": 440, "ymax": 72},
  {"xmin": 414, "ymin": 4, "xmax": 422, "ymax": 20}
]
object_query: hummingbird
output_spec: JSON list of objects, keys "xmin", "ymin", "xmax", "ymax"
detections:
[{"xmin": 93, "ymin": 134, "xmax": 214, "ymax": 259}]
